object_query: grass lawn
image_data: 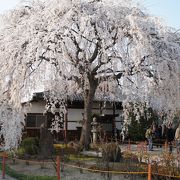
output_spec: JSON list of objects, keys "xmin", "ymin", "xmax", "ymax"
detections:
[{"xmin": 0, "ymin": 163, "xmax": 57, "ymax": 180}]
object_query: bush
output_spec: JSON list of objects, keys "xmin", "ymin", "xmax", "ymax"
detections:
[
  {"xmin": 16, "ymin": 147, "xmax": 26, "ymax": 158},
  {"xmin": 101, "ymin": 142, "xmax": 122, "ymax": 162},
  {"xmin": 128, "ymin": 105, "xmax": 158, "ymax": 141},
  {"xmin": 20, "ymin": 137, "xmax": 39, "ymax": 155},
  {"xmin": 67, "ymin": 141, "xmax": 83, "ymax": 153}
]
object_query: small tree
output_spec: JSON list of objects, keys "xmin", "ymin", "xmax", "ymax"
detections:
[
  {"xmin": 127, "ymin": 103, "xmax": 158, "ymax": 141},
  {"xmin": 0, "ymin": 0, "xmax": 180, "ymax": 149}
]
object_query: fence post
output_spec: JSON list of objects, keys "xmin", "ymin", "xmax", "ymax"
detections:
[
  {"xmin": 148, "ymin": 163, "xmax": 151, "ymax": 180},
  {"xmin": 137, "ymin": 143, "xmax": 140, "ymax": 152},
  {"xmin": 141, "ymin": 143, "xmax": 143, "ymax": 151},
  {"xmin": 2, "ymin": 152, "xmax": 6, "ymax": 179},
  {"xmin": 165, "ymin": 141, "xmax": 168, "ymax": 152},
  {"xmin": 57, "ymin": 156, "xmax": 60, "ymax": 180},
  {"xmin": 144, "ymin": 141, "xmax": 147, "ymax": 153},
  {"xmin": 128, "ymin": 139, "xmax": 131, "ymax": 151}
]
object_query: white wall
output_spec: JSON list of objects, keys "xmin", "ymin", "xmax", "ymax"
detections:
[
  {"xmin": 27, "ymin": 100, "xmax": 123, "ymax": 130},
  {"xmin": 67, "ymin": 108, "xmax": 123, "ymax": 130},
  {"xmin": 28, "ymin": 101, "xmax": 46, "ymax": 113}
]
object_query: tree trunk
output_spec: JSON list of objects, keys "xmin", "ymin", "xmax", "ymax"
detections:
[
  {"xmin": 79, "ymin": 76, "xmax": 98, "ymax": 150},
  {"xmin": 39, "ymin": 126, "xmax": 54, "ymax": 158}
]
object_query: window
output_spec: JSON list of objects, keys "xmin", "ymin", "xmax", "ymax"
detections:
[
  {"xmin": 26, "ymin": 115, "xmax": 36, "ymax": 127},
  {"xmin": 26, "ymin": 114, "xmax": 46, "ymax": 128}
]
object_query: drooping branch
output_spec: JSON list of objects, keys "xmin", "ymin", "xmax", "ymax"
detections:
[{"xmin": 0, "ymin": 0, "xmax": 180, "ymax": 150}]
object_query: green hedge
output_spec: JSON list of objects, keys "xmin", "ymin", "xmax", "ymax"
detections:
[{"xmin": 20, "ymin": 137, "xmax": 40, "ymax": 155}]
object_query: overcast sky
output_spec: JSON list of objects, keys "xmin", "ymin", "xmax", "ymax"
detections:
[{"xmin": 0, "ymin": 0, "xmax": 180, "ymax": 29}]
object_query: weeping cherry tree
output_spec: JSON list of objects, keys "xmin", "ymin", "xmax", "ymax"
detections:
[{"xmin": 0, "ymin": 0, "xmax": 180, "ymax": 149}]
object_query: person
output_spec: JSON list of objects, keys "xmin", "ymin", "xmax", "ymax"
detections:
[
  {"xmin": 116, "ymin": 128, "xmax": 120, "ymax": 141},
  {"xmin": 162, "ymin": 124, "xmax": 167, "ymax": 139},
  {"xmin": 155, "ymin": 125, "xmax": 162, "ymax": 148},
  {"xmin": 166, "ymin": 123, "xmax": 174, "ymax": 154},
  {"xmin": 157, "ymin": 125, "xmax": 163, "ymax": 147},
  {"xmin": 145, "ymin": 126, "xmax": 153, "ymax": 151},
  {"xmin": 175, "ymin": 123, "xmax": 180, "ymax": 154},
  {"xmin": 161, "ymin": 124, "xmax": 167, "ymax": 146}
]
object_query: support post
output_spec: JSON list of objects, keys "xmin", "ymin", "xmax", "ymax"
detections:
[
  {"xmin": 64, "ymin": 108, "xmax": 68, "ymax": 146},
  {"xmin": 57, "ymin": 156, "xmax": 60, "ymax": 180},
  {"xmin": 165, "ymin": 141, "xmax": 168, "ymax": 152},
  {"xmin": 112, "ymin": 103, "xmax": 116, "ymax": 139},
  {"xmin": 144, "ymin": 141, "xmax": 147, "ymax": 153},
  {"xmin": 2, "ymin": 153, "xmax": 6, "ymax": 179},
  {"xmin": 99, "ymin": 102, "xmax": 103, "ymax": 115},
  {"xmin": 137, "ymin": 144, "xmax": 139, "ymax": 151},
  {"xmin": 128, "ymin": 139, "xmax": 131, "ymax": 151},
  {"xmin": 148, "ymin": 163, "xmax": 151, "ymax": 180}
]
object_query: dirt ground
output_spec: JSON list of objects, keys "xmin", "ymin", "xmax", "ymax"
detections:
[
  {"xmin": 4, "ymin": 144, "xmax": 179, "ymax": 179},
  {"xmin": 7, "ymin": 159, "xmax": 146, "ymax": 180}
]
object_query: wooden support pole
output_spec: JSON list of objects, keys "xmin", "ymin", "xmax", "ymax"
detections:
[
  {"xmin": 128, "ymin": 139, "xmax": 131, "ymax": 151},
  {"xmin": 64, "ymin": 109, "xmax": 68, "ymax": 146},
  {"xmin": 57, "ymin": 156, "xmax": 60, "ymax": 180},
  {"xmin": 137, "ymin": 144, "xmax": 139, "ymax": 152},
  {"xmin": 148, "ymin": 163, "xmax": 152, "ymax": 180},
  {"xmin": 165, "ymin": 141, "xmax": 168, "ymax": 152},
  {"xmin": 112, "ymin": 103, "xmax": 116, "ymax": 139},
  {"xmin": 2, "ymin": 153, "xmax": 6, "ymax": 179},
  {"xmin": 144, "ymin": 141, "xmax": 147, "ymax": 153}
]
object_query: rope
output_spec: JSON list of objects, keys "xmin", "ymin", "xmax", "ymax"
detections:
[
  {"xmin": 152, "ymin": 172, "xmax": 180, "ymax": 179},
  {"xmin": 61, "ymin": 162, "xmax": 147, "ymax": 175},
  {"xmin": 1, "ymin": 155, "xmax": 179, "ymax": 178},
  {"xmin": 61, "ymin": 162, "xmax": 180, "ymax": 178}
]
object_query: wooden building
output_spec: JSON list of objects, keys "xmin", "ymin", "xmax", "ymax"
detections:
[{"xmin": 24, "ymin": 92, "xmax": 123, "ymax": 142}]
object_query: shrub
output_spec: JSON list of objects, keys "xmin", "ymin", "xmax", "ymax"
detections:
[
  {"xmin": 20, "ymin": 137, "xmax": 39, "ymax": 155},
  {"xmin": 90, "ymin": 143, "xmax": 101, "ymax": 151},
  {"xmin": 128, "ymin": 105, "xmax": 158, "ymax": 141},
  {"xmin": 16, "ymin": 147, "xmax": 26, "ymax": 158},
  {"xmin": 101, "ymin": 142, "xmax": 122, "ymax": 162},
  {"xmin": 67, "ymin": 141, "xmax": 83, "ymax": 153}
]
